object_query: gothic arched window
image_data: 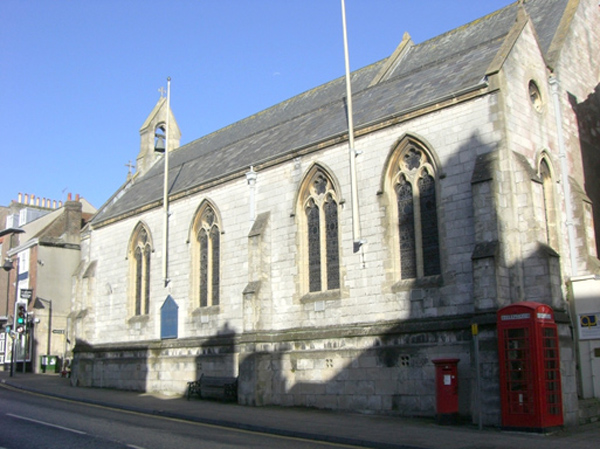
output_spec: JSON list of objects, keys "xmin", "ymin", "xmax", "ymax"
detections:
[
  {"xmin": 539, "ymin": 157, "xmax": 558, "ymax": 249},
  {"xmin": 300, "ymin": 168, "xmax": 340, "ymax": 293},
  {"xmin": 388, "ymin": 139, "xmax": 441, "ymax": 280},
  {"xmin": 194, "ymin": 203, "xmax": 221, "ymax": 307},
  {"xmin": 130, "ymin": 224, "xmax": 152, "ymax": 315}
]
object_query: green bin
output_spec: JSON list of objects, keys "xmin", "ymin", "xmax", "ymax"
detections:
[{"xmin": 40, "ymin": 355, "xmax": 60, "ymax": 373}]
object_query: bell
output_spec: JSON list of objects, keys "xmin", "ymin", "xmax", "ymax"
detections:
[{"xmin": 154, "ymin": 135, "xmax": 166, "ymax": 153}]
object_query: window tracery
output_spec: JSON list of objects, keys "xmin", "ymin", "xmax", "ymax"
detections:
[
  {"xmin": 195, "ymin": 204, "xmax": 220, "ymax": 307},
  {"xmin": 130, "ymin": 225, "xmax": 152, "ymax": 316},
  {"xmin": 301, "ymin": 168, "xmax": 340, "ymax": 293},
  {"xmin": 389, "ymin": 140, "xmax": 441, "ymax": 280}
]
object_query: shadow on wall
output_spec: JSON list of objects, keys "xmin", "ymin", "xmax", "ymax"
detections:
[
  {"xmin": 71, "ymin": 338, "xmax": 150, "ymax": 391},
  {"xmin": 71, "ymin": 125, "xmax": 578, "ymax": 425},
  {"xmin": 233, "ymin": 131, "xmax": 491, "ymax": 419},
  {"xmin": 193, "ymin": 322, "xmax": 237, "ymax": 379},
  {"xmin": 570, "ymin": 83, "xmax": 600, "ymax": 258}
]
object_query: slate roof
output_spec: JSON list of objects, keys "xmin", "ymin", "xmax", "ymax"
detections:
[{"xmin": 92, "ymin": 0, "xmax": 569, "ymax": 226}]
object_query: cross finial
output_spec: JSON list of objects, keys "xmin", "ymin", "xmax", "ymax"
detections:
[
  {"xmin": 125, "ymin": 160, "xmax": 135, "ymax": 174},
  {"xmin": 158, "ymin": 86, "xmax": 166, "ymax": 98}
]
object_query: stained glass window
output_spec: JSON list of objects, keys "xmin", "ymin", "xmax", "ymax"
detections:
[
  {"xmin": 392, "ymin": 139, "xmax": 441, "ymax": 280},
  {"xmin": 325, "ymin": 194, "xmax": 340, "ymax": 290},
  {"xmin": 199, "ymin": 230, "xmax": 208, "ymax": 307},
  {"xmin": 132, "ymin": 225, "xmax": 151, "ymax": 316},
  {"xmin": 419, "ymin": 172, "xmax": 440, "ymax": 276},
  {"xmin": 211, "ymin": 226, "xmax": 220, "ymax": 306},
  {"xmin": 144, "ymin": 245, "xmax": 151, "ymax": 314},
  {"xmin": 302, "ymin": 169, "xmax": 340, "ymax": 293},
  {"xmin": 307, "ymin": 200, "xmax": 321, "ymax": 292},
  {"xmin": 404, "ymin": 147, "xmax": 422, "ymax": 170},
  {"xmin": 197, "ymin": 205, "xmax": 220, "ymax": 307},
  {"xmin": 135, "ymin": 247, "xmax": 143, "ymax": 315},
  {"xmin": 397, "ymin": 176, "xmax": 416, "ymax": 279}
]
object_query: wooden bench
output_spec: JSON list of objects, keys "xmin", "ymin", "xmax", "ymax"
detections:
[{"xmin": 187, "ymin": 374, "xmax": 238, "ymax": 402}]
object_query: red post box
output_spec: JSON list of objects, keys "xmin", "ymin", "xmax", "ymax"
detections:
[
  {"xmin": 497, "ymin": 302, "xmax": 563, "ymax": 431},
  {"xmin": 432, "ymin": 358, "xmax": 460, "ymax": 424}
]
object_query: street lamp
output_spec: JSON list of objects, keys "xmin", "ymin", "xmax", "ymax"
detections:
[{"xmin": 33, "ymin": 297, "xmax": 52, "ymax": 358}]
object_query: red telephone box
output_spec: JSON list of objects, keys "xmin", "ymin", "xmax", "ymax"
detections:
[
  {"xmin": 497, "ymin": 302, "xmax": 563, "ymax": 431},
  {"xmin": 432, "ymin": 358, "xmax": 460, "ymax": 424}
]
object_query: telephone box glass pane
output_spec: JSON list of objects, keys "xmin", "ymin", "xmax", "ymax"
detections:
[
  {"xmin": 542, "ymin": 326, "xmax": 561, "ymax": 415},
  {"xmin": 504, "ymin": 327, "xmax": 534, "ymax": 414}
]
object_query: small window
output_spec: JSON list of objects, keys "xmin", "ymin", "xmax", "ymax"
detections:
[{"xmin": 529, "ymin": 80, "xmax": 542, "ymax": 112}]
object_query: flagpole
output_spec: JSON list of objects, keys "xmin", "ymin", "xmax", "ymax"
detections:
[
  {"xmin": 163, "ymin": 77, "xmax": 171, "ymax": 286},
  {"xmin": 341, "ymin": 0, "xmax": 362, "ymax": 252}
]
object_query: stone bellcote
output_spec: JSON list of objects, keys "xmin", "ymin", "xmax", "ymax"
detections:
[{"xmin": 137, "ymin": 96, "xmax": 181, "ymax": 176}]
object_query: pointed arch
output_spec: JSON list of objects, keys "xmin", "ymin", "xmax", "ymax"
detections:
[
  {"xmin": 380, "ymin": 133, "xmax": 442, "ymax": 195},
  {"xmin": 128, "ymin": 222, "xmax": 153, "ymax": 316},
  {"xmin": 383, "ymin": 134, "xmax": 441, "ymax": 280},
  {"xmin": 291, "ymin": 162, "xmax": 344, "ymax": 216},
  {"xmin": 296, "ymin": 164, "xmax": 341, "ymax": 293},
  {"xmin": 191, "ymin": 199, "xmax": 222, "ymax": 307},
  {"xmin": 537, "ymin": 152, "xmax": 559, "ymax": 249}
]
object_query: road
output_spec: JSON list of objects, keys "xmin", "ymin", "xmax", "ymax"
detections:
[{"xmin": 0, "ymin": 386, "xmax": 361, "ymax": 449}]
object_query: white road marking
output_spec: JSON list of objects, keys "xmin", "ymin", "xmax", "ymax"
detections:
[{"xmin": 6, "ymin": 413, "xmax": 87, "ymax": 435}]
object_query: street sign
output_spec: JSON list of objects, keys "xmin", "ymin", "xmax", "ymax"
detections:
[
  {"xmin": 20, "ymin": 289, "xmax": 33, "ymax": 300},
  {"xmin": 52, "ymin": 329, "xmax": 65, "ymax": 334}
]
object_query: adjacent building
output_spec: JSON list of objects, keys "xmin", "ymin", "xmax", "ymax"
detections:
[{"xmin": 1, "ymin": 194, "xmax": 95, "ymax": 372}]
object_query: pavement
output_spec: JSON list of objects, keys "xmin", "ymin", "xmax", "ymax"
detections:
[{"xmin": 1, "ymin": 372, "xmax": 599, "ymax": 449}]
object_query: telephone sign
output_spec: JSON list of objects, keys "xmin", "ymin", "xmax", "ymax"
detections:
[{"xmin": 20, "ymin": 289, "xmax": 33, "ymax": 300}]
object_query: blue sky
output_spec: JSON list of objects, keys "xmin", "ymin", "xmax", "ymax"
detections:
[{"xmin": 1, "ymin": 0, "xmax": 514, "ymax": 210}]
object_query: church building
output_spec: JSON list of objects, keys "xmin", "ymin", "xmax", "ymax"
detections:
[{"xmin": 71, "ymin": 0, "xmax": 600, "ymax": 427}]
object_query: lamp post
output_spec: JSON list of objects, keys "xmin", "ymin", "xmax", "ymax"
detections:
[
  {"xmin": 33, "ymin": 297, "xmax": 52, "ymax": 358},
  {"xmin": 3, "ymin": 256, "xmax": 19, "ymax": 377}
]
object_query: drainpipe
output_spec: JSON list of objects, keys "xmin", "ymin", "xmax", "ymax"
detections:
[{"xmin": 549, "ymin": 76, "xmax": 578, "ymax": 277}]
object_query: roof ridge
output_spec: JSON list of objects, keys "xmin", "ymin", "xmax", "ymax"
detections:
[{"xmin": 415, "ymin": 2, "xmax": 517, "ymax": 49}]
